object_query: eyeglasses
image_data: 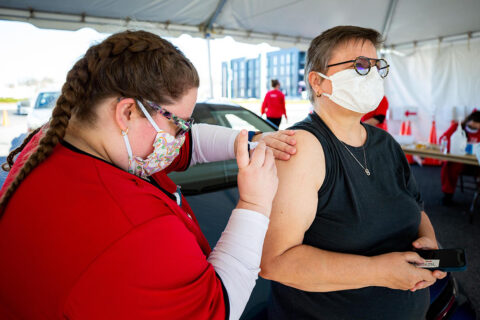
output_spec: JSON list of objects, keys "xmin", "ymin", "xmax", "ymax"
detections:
[
  {"xmin": 327, "ymin": 56, "xmax": 389, "ymax": 78},
  {"xmin": 142, "ymin": 99, "xmax": 194, "ymax": 136}
]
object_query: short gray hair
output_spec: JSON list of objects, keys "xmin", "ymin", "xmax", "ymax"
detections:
[{"xmin": 305, "ymin": 25, "xmax": 383, "ymax": 102}]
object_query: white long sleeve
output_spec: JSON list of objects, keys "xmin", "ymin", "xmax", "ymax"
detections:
[
  {"xmin": 190, "ymin": 124, "xmax": 239, "ymax": 166},
  {"xmin": 207, "ymin": 209, "xmax": 269, "ymax": 320}
]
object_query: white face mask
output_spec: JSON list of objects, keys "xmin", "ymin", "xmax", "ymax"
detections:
[
  {"xmin": 465, "ymin": 125, "xmax": 479, "ymax": 134},
  {"xmin": 317, "ymin": 68, "xmax": 384, "ymax": 114},
  {"xmin": 122, "ymin": 101, "xmax": 185, "ymax": 178}
]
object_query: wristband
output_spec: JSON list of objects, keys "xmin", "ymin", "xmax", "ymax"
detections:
[
  {"xmin": 247, "ymin": 131, "xmax": 261, "ymax": 152},
  {"xmin": 247, "ymin": 131, "xmax": 256, "ymax": 142}
]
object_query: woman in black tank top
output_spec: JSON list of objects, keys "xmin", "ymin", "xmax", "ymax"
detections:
[{"xmin": 260, "ymin": 26, "xmax": 446, "ymax": 320}]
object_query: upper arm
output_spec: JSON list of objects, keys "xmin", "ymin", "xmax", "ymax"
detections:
[
  {"xmin": 64, "ymin": 216, "xmax": 226, "ymax": 320},
  {"xmin": 261, "ymin": 130, "xmax": 325, "ymax": 266}
]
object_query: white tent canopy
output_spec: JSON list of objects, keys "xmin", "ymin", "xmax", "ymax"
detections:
[{"xmin": 1, "ymin": 0, "xmax": 480, "ymax": 50}]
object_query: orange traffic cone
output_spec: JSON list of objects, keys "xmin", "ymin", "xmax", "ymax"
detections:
[
  {"xmin": 400, "ymin": 121, "xmax": 407, "ymax": 135},
  {"xmin": 405, "ymin": 120, "xmax": 411, "ymax": 135},
  {"xmin": 429, "ymin": 120, "xmax": 437, "ymax": 143},
  {"xmin": 400, "ymin": 120, "xmax": 412, "ymax": 136},
  {"xmin": 423, "ymin": 120, "xmax": 441, "ymax": 166},
  {"xmin": 1, "ymin": 109, "xmax": 10, "ymax": 127}
]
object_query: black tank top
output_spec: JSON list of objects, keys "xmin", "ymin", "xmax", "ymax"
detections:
[{"xmin": 268, "ymin": 112, "xmax": 429, "ymax": 320}]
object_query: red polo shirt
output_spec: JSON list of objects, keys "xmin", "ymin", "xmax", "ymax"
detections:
[
  {"xmin": 0, "ymin": 131, "xmax": 228, "ymax": 319},
  {"xmin": 261, "ymin": 89, "xmax": 286, "ymax": 118}
]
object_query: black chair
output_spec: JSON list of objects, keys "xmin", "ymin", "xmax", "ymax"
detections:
[{"xmin": 458, "ymin": 168, "xmax": 480, "ymax": 223}]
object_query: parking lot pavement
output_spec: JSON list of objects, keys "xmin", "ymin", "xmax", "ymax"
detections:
[
  {"xmin": 0, "ymin": 104, "xmax": 28, "ymax": 157},
  {"xmin": 413, "ymin": 165, "xmax": 480, "ymax": 313},
  {"xmin": 0, "ymin": 156, "xmax": 7, "ymax": 189}
]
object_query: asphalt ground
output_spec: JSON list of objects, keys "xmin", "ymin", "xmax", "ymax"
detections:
[
  {"xmin": 412, "ymin": 165, "xmax": 480, "ymax": 315},
  {"xmin": 0, "ymin": 104, "xmax": 28, "ymax": 157}
]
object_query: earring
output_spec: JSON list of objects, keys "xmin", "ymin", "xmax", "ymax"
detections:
[
  {"xmin": 316, "ymin": 92, "xmax": 321, "ymax": 97},
  {"xmin": 121, "ymin": 128, "xmax": 129, "ymax": 136}
]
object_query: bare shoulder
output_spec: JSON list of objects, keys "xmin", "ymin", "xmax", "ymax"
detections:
[
  {"xmin": 275, "ymin": 129, "xmax": 325, "ymax": 190},
  {"xmin": 294, "ymin": 129, "xmax": 323, "ymax": 153}
]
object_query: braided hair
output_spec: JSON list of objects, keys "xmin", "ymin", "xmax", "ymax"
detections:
[{"xmin": 0, "ymin": 30, "xmax": 199, "ymax": 215}]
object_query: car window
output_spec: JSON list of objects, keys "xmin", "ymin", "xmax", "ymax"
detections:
[
  {"xmin": 224, "ymin": 114, "xmax": 262, "ymax": 131},
  {"xmin": 35, "ymin": 92, "xmax": 60, "ymax": 109},
  {"xmin": 169, "ymin": 105, "xmax": 276, "ymax": 194},
  {"xmin": 210, "ymin": 110, "xmax": 275, "ymax": 132}
]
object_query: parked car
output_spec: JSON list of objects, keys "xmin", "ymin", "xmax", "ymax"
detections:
[
  {"xmin": 169, "ymin": 101, "xmax": 477, "ymax": 320},
  {"xmin": 26, "ymin": 91, "xmax": 60, "ymax": 131},
  {"xmin": 16, "ymin": 99, "xmax": 31, "ymax": 115}
]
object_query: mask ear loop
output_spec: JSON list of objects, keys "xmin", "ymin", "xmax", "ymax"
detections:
[
  {"xmin": 316, "ymin": 71, "xmax": 330, "ymax": 81},
  {"xmin": 316, "ymin": 72, "xmax": 332, "ymax": 99},
  {"xmin": 121, "ymin": 128, "xmax": 133, "ymax": 160},
  {"xmin": 136, "ymin": 100, "xmax": 161, "ymax": 132}
]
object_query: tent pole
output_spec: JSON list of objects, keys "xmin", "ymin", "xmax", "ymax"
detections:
[
  {"xmin": 381, "ymin": 0, "xmax": 398, "ymax": 42},
  {"xmin": 204, "ymin": 0, "xmax": 228, "ymax": 32},
  {"xmin": 206, "ymin": 33, "xmax": 214, "ymax": 99},
  {"xmin": 391, "ymin": 30, "xmax": 480, "ymax": 49},
  {"xmin": 202, "ymin": 0, "xmax": 228, "ymax": 99}
]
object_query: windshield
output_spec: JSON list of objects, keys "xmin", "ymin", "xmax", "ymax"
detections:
[
  {"xmin": 34, "ymin": 92, "xmax": 60, "ymax": 109},
  {"xmin": 209, "ymin": 110, "xmax": 275, "ymax": 132}
]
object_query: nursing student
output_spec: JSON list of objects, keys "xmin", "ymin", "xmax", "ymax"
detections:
[{"xmin": 0, "ymin": 30, "xmax": 297, "ymax": 319}]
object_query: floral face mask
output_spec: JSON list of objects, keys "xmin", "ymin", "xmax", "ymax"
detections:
[{"xmin": 122, "ymin": 100, "xmax": 186, "ymax": 178}]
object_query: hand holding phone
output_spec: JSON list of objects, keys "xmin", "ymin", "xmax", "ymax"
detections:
[{"xmin": 414, "ymin": 248, "xmax": 467, "ymax": 272}]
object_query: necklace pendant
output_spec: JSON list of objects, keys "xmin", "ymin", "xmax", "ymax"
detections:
[{"xmin": 365, "ymin": 169, "xmax": 371, "ymax": 176}]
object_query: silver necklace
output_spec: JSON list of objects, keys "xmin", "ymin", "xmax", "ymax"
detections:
[{"xmin": 340, "ymin": 141, "xmax": 371, "ymax": 176}]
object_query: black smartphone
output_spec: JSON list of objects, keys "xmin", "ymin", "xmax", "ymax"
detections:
[{"xmin": 415, "ymin": 249, "xmax": 467, "ymax": 272}]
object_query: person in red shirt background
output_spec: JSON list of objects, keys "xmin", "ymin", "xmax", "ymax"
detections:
[
  {"xmin": 0, "ymin": 30, "xmax": 298, "ymax": 320},
  {"xmin": 361, "ymin": 96, "xmax": 388, "ymax": 130},
  {"xmin": 261, "ymin": 79, "xmax": 287, "ymax": 127},
  {"xmin": 439, "ymin": 111, "xmax": 480, "ymax": 205}
]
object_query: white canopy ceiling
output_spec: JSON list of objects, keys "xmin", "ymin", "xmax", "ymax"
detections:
[{"xmin": 1, "ymin": 0, "xmax": 479, "ymax": 50}]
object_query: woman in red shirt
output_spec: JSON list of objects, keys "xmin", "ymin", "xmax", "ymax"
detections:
[
  {"xmin": 261, "ymin": 79, "xmax": 287, "ymax": 127},
  {"xmin": 439, "ymin": 111, "xmax": 480, "ymax": 205},
  {"xmin": 0, "ymin": 31, "xmax": 297, "ymax": 319}
]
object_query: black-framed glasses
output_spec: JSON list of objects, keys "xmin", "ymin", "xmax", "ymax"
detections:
[
  {"xmin": 327, "ymin": 56, "xmax": 389, "ymax": 78},
  {"xmin": 143, "ymin": 99, "xmax": 194, "ymax": 136}
]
